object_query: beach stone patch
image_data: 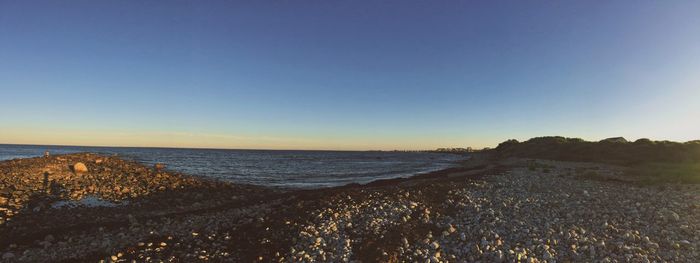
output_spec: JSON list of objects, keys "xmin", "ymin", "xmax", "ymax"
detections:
[{"xmin": 1, "ymin": 155, "xmax": 699, "ymax": 262}]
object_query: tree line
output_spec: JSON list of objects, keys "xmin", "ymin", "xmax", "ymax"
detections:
[{"xmin": 494, "ymin": 136, "xmax": 700, "ymax": 165}]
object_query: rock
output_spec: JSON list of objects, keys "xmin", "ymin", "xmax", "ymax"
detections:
[
  {"xmin": 44, "ymin": 151, "xmax": 50, "ymax": 157},
  {"xmin": 447, "ymin": 224, "xmax": 456, "ymax": 234},
  {"xmin": 669, "ymin": 211, "xmax": 680, "ymax": 221},
  {"xmin": 155, "ymin": 163, "xmax": 166, "ymax": 170},
  {"xmin": 0, "ymin": 196, "xmax": 8, "ymax": 205},
  {"xmin": 543, "ymin": 250, "xmax": 553, "ymax": 260},
  {"xmin": 72, "ymin": 162, "xmax": 88, "ymax": 173},
  {"xmin": 430, "ymin": 241, "xmax": 440, "ymax": 250},
  {"xmin": 2, "ymin": 252, "xmax": 14, "ymax": 260},
  {"xmin": 659, "ymin": 209, "xmax": 680, "ymax": 222},
  {"xmin": 494, "ymin": 250, "xmax": 504, "ymax": 262}
]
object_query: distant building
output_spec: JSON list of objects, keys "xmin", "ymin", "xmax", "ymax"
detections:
[{"xmin": 434, "ymin": 147, "xmax": 473, "ymax": 153}]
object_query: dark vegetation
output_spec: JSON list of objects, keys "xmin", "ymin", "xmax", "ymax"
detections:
[
  {"xmin": 495, "ymin": 136, "xmax": 700, "ymax": 164},
  {"xmin": 495, "ymin": 136, "xmax": 700, "ymax": 183},
  {"xmin": 627, "ymin": 162, "xmax": 700, "ymax": 184},
  {"xmin": 526, "ymin": 160, "xmax": 554, "ymax": 173}
]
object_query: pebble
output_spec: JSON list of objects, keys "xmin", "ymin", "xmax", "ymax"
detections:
[
  {"xmin": 2, "ymin": 155, "xmax": 699, "ymax": 262},
  {"xmin": 2, "ymin": 252, "xmax": 14, "ymax": 260}
]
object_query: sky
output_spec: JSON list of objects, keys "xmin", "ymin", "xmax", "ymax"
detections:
[{"xmin": 1, "ymin": 1, "xmax": 699, "ymax": 150}]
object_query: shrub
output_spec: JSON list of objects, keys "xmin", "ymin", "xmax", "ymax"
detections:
[{"xmin": 627, "ymin": 162, "xmax": 700, "ymax": 184}]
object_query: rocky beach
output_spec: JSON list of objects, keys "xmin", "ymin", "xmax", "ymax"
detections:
[
  {"xmin": 4, "ymin": 1, "xmax": 699, "ymax": 262},
  {"xmin": 0, "ymin": 153, "xmax": 698, "ymax": 262}
]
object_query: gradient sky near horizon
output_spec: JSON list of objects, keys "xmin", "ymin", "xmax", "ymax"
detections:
[{"xmin": 1, "ymin": 1, "xmax": 699, "ymax": 150}]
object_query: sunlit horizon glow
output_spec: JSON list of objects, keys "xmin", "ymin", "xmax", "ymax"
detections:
[{"xmin": 1, "ymin": 1, "xmax": 699, "ymax": 150}]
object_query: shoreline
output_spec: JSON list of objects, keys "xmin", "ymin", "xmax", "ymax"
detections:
[
  {"xmin": 0, "ymin": 149, "xmax": 466, "ymax": 190},
  {"xmin": 1, "ymin": 152, "xmax": 698, "ymax": 262}
]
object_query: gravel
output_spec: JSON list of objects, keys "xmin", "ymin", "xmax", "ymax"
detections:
[{"xmin": 1, "ymin": 155, "xmax": 698, "ymax": 262}]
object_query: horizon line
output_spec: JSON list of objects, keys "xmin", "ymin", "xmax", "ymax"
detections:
[{"xmin": 0, "ymin": 142, "xmax": 466, "ymax": 152}]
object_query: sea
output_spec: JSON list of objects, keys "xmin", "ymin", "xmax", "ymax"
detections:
[{"xmin": 0, "ymin": 144, "xmax": 465, "ymax": 188}]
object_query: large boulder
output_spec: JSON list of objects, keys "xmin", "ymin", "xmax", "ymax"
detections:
[{"xmin": 71, "ymin": 162, "xmax": 88, "ymax": 173}]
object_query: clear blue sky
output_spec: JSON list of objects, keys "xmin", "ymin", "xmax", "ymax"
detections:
[{"xmin": 1, "ymin": 1, "xmax": 699, "ymax": 150}]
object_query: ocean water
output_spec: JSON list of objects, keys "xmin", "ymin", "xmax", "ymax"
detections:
[{"xmin": 0, "ymin": 144, "xmax": 465, "ymax": 188}]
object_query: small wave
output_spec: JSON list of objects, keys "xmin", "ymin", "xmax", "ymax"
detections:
[{"xmin": 0, "ymin": 144, "xmax": 467, "ymax": 188}]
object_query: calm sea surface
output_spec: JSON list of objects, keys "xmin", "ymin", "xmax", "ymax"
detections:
[{"xmin": 0, "ymin": 144, "xmax": 465, "ymax": 188}]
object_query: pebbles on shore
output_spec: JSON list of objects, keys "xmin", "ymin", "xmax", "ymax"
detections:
[
  {"xmin": 1, "ymin": 155, "xmax": 698, "ymax": 262},
  {"xmin": 0, "ymin": 153, "xmax": 272, "ymax": 262},
  {"xmin": 0, "ymin": 153, "xmax": 205, "ymax": 221},
  {"xmin": 275, "ymin": 160, "xmax": 700, "ymax": 262}
]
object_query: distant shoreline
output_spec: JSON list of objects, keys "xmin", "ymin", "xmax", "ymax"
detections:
[{"xmin": 0, "ymin": 143, "xmax": 473, "ymax": 153}]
